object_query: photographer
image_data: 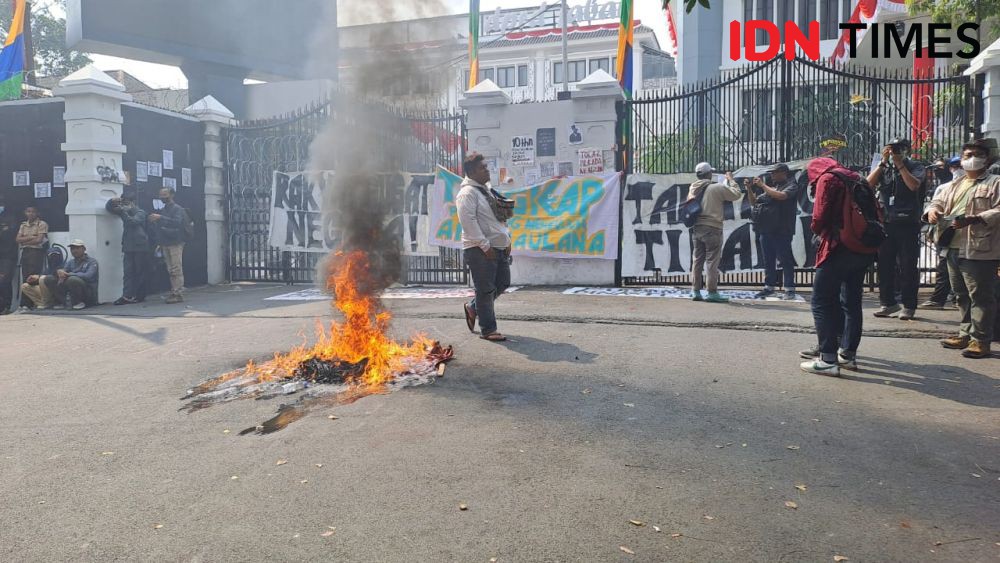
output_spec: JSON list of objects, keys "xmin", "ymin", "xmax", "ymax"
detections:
[
  {"xmin": 867, "ymin": 138, "xmax": 926, "ymax": 320},
  {"xmin": 688, "ymin": 163, "xmax": 742, "ymax": 303},
  {"xmin": 106, "ymin": 193, "xmax": 150, "ymax": 305},
  {"xmin": 747, "ymin": 163, "xmax": 801, "ymax": 300}
]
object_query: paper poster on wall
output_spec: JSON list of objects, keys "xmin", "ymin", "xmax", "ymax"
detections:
[
  {"xmin": 163, "ymin": 150, "xmax": 174, "ymax": 170},
  {"xmin": 485, "ymin": 158, "xmax": 498, "ymax": 177},
  {"xmin": 136, "ymin": 161, "xmax": 149, "ymax": 182},
  {"xmin": 539, "ymin": 161, "xmax": 555, "ymax": 179},
  {"xmin": 181, "ymin": 168, "xmax": 192, "ymax": 187},
  {"xmin": 152, "ymin": 199, "xmax": 165, "ymax": 210},
  {"xmin": 568, "ymin": 123, "xmax": 583, "ymax": 145},
  {"xmin": 34, "ymin": 183, "xmax": 52, "ymax": 198},
  {"xmin": 163, "ymin": 177, "xmax": 177, "ymax": 189},
  {"xmin": 603, "ymin": 150, "xmax": 616, "ymax": 172},
  {"xmin": 578, "ymin": 148, "xmax": 605, "ymax": 174},
  {"xmin": 557, "ymin": 161, "xmax": 574, "ymax": 177},
  {"xmin": 13, "ymin": 171, "xmax": 29, "ymax": 186},
  {"xmin": 536, "ymin": 128, "xmax": 556, "ymax": 157},
  {"xmin": 524, "ymin": 168, "xmax": 541, "ymax": 186},
  {"xmin": 53, "ymin": 166, "xmax": 66, "ymax": 188},
  {"xmin": 148, "ymin": 162, "xmax": 162, "ymax": 177},
  {"xmin": 511, "ymin": 135, "xmax": 536, "ymax": 166}
]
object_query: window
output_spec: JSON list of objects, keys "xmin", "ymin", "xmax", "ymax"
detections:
[
  {"xmin": 553, "ymin": 60, "xmax": 587, "ymax": 84},
  {"xmin": 479, "ymin": 68, "xmax": 495, "ymax": 83},
  {"xmin": 755, "ymin": 0, "xmax": 773, "ymax": 45},
  {"xmin": 820, "ymin": 0, "xmax": 839, "ymax": 40},
  {"xmin": 612, "ymin": 56, "xmax": 617, "ymax": 77},
  {"xmin": 778, "ymin": 0, "xmax": 793, "ymax": 41},
  {"xmin": 463, "ymin": 70, "xmax": 470, "ymax": 88},
  {"xmin": 589, "ymin": 58, "xmax": 610, "ymax": 75},
  {"xmin": 743, "ymin": 0, "xmax": 753, "ymax": 27},
  {"xmin": 798, "ymin": 0, "xmax": 816, "ymax": 34},
  {"xmin": 496, "ymin": 66, "xmax": 515, "ymax": 88},
  {"xmin": 517, "ymin": 64, "xmax": 529, "ymax": 87},
  {"xmin": 841, "ymin": 0, "xmax": 851, "ymax": 23}
]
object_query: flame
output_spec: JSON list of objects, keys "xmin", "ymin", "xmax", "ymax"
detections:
[{"xmin": 241, "ymin": 249, "xmax": 430, "ymax": 387}]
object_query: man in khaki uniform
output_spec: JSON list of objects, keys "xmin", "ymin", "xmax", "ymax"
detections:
[
  {"xmin": 926, "ymin": 139, "xmax": 1000, "ymax": 358},
  {"xmin": 16, "ymin": 206, "xmax": 48, "ymax": 279}
]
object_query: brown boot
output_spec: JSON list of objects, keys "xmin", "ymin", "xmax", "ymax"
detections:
[
  {"xmin": 961, "ymin": 340, "xmax": 991, "ymax": 359},
  {"xmin": 940, "ymin": 335, "xmax": 971, "ymax": 349}
]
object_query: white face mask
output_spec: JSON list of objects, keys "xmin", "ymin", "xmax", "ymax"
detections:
[
  {"xmin": 952, "ymin": 169, "xmax": 966, "ymax": 180},
  {"xmin": 961, "ymin": 156, "xmax": 986, "ymax": 171}
]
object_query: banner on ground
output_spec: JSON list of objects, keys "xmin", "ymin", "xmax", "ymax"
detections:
[
  {"xmin": 430, "ymin": 167, "xmax": 621, "ymax": 260},
  {"xmin": 268, "ymin": 171, "xmax": 438, "ymax": 255},
  {"xmin": 621, "ymin": 172, "xmax": 815, "ymax": 278}
]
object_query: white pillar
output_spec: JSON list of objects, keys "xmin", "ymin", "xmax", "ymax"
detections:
[
  {"xmin": 965, "ymin": 38, "xmax": 1000, "ymax": 141},
  {"xmin": 185, "ymin": 95, "xmax": 235, "ymax": 285},
  {"xmin": 53, "ymin": 66, "xmax": 132, "ymax": 304}
]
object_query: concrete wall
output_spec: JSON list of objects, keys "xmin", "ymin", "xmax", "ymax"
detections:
[{"xmin": 460, "ymin": 75, "xmax": 622, "ymax": 286}]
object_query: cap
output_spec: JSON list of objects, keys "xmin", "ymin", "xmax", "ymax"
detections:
[
  {"xmin": 886, "ymin": 137, "xmax": 912, "ymax": 148},
  {"xmin": 767, "ymin": 163, "xmax": 790, "ymax": 174},
  {"xmin": 68, "ymin": 239, "xmax": 86, "ymax": 248},
  {"xmin": 948, "ymin": 156, "xmax": 962, "ymax": 166},
  {"xmin": 962, "ymin": 137, "xmax": 997, "ymax": 154},
  {"xmin": 695, "ymin": 162, "xmax": 714, "ymax": 174}
]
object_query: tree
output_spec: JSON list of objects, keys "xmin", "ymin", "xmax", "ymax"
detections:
[
  {"xmin": 907, "ymin": 0, "xmax": 1000, "ymax": 45},
  {"xmin": 0, "ymin": 0, "xmax": 91, "ymax": 80}
]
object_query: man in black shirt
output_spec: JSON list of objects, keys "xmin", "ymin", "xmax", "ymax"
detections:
[
  {"xmin": 748, "ymin": 163, "xmax": 802, "ymax": 300},
  {"xmin": 867, "ymin": 138, "xmax": 926, "ymax": 320}
]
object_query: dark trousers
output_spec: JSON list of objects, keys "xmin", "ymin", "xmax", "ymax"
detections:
[
  {"xmin": 123, "ymin": 251, "xmax": 150, "ymax": 300},
  {"xmin": 465, "ymin": 247, "xmax": 511, "ymax": 336},
  {"xmin": 812, "ymin": 247, "xmax": 874, "ymax": 363},
  {"xmin": 760, "ymin": 232, "xmax": 796, "ymax": 291},
  {"xmin": 928, "ymin": 254, "xmax": 952, "ymax": 305},
  {"xmin": 19, "ymin": 247, "xmax": 45, "ymax": 279},
  {"xmin": 877, "ymin": 222, "xmax": 920, "ymax": 310},
  {"xmin": 0, "ymin": 259, "xmax": 13, "ymax": 311},
  {"xmin": 946, "ymin": 250, "xmax": 999, "ymax": 343},
  {"xmin": 43, "ymin": 275, "xmax": 96, "ymax": 306}
]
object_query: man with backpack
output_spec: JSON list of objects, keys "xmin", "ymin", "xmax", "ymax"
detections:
[
  {"xmin": 867, "ymin": 138, "xmax": 926, "ymax": 320},
  {"xmin": 801, "ymin": 157, "xmax": 883, "ymax": 377},
  {"xmin": 747, "ymin": 163, "xmax": 802, "ymax": 300},
  {"xmin": 148, "ymin": 187, "xmax": 191, "ymax": 304},
  {"xmin": 686, "ymin": 162, "xmax": 742, "ymax": 303}
]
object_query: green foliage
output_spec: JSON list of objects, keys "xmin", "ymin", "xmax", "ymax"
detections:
[
  {"xmin": 0, "ymin": 0, "xmax": 91, "ymax": 79},
  {"xmin": 907, "ymin": 0, "xmax": 1000, "ymax": 44}
]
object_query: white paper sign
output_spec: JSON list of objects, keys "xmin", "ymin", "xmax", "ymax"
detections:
[
  {"xmin": 13, "ymin": 171, "xmax": 29, "ymax": 186},
  {"xmin": 163, "ymin": 177, "xmax": 177, "ymax": 189},
  {"xmin": 511, "ymin": 136, "xmax": 536, "ymax": 166},
  {"xmin": 152, "ymin": 199, "xmax": 165, "ymax": 210},
  {"xmin": 539, "ymin": 161, "xmax": 555, "ymax": 178},
  {"xmin": 34, "ymin": 182, "xmax": 52, "ymax": 198},
  {"xmin": 163, "ymin": 150, "xmax": 174, "ymax": 170},
  {"xmin": 148, "ymin": 162, "xmax": 162, "ymax": 177},
  {"xmin": 53, "ymin": 167, "xmax": 66, "ymax": 188},
  {"xmin": 578, "ymin": 148, "xmax": 605, "ymax": 174},
  {"xmin": 181, "ymin": 167, "xmax": 192, "ymax": 187},
  {"xmin": 524, "ymin": 168, "xmax": 541, "ymax": 186},
  {"xmin": 136, "ymin": 161, "xmax": 149, "ymax": 182}
]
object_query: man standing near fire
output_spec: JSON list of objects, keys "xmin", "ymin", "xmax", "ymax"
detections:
[{"xmin": 458, "ymin": 153, "xmax": 512, "ymax": 342}]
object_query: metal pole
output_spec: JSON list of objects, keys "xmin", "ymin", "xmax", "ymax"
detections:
[{"xmin": 561, "ymin": 0, "xmax": 569, "ymax": 93}]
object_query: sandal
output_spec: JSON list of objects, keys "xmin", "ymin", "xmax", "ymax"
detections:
[
  {"xmin": 480, "ymin": 332, "xmax": 506, "ymax": 342},
  {"xmin": 464, "ymin": 303, "xmax": 477, "ymax": 333}
]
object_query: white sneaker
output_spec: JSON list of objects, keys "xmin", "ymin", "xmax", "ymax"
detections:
[
  {"xmin": 72, "ymin": 302, "xmax": 86, "ymax": 310},
  {"xmin": 800, "ymin": 359, "xmax": 841, "ymax": 377},
  {"xmin": 837, "ymin": 353, "xmax": 858, "ymax": 371}
]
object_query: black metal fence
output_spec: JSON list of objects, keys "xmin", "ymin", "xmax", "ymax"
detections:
[
  {"xmin": 225, "ymin": 95, "xmax": 467, "ymax": 284},
  {"xmin": 621, "ymin": 57, "xmax": 979, "ymax": 287}
]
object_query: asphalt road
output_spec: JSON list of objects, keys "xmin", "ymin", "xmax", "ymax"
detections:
[{"xmin": 0, "ymin": 285, "xmax": 997, "ymax": 562}]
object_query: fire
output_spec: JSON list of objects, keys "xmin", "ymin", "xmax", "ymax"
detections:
[{"xmin": 244, "ymin": 249, "xmax": 430, "ymax": 387}]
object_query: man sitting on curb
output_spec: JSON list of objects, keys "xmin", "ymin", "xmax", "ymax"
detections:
[{"xmin": 41, "ymin": 239, "xmax": 99, "ymax": 310}]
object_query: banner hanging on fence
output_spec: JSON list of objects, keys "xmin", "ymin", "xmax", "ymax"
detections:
[
  {"xmin": 430, "ymin": 168, "xmax": 621, "ymax": 260},
  {"xmin": 621, "ymin": 173, "xmax": 815, "ymax": 278},
  {"xmin": 268, "ymin": 171, "xmax": 438, "ymax": 255}
]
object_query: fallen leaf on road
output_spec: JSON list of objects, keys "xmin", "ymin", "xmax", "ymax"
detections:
[
  {"xmin": 300, "ymin": 480, "xmax": 308, "ymax": 484},
  {"xmin": 628, "ymin": 520, "xmax": 645, "ymax": 527},
  {"xmin": 655, "ymin": 486, "xmax": 664, "ymax": 489},
  {"xmin": 900, "ymin": 521, "xmax": 911, "ymax": 528},
  {"xmin": 37, "ymin": 501, "xmax": 45, "ymax": 505},
  {"xmin": 833, "ymin": 557, "xmax": 849, "ymax": 562},
  {"xmin": 623, "ymin": 403, "xmax": 635, "ymax": 407},
  {"xmin": 971, "ymin": 473, "xmax": 981, "ymax": 478},
  {"xmin": 715, "ymin": 445, "xmax": 725, "ymax": 449},
  {"xmin": 581, "ymin": 388, "xmax": 592, "ymax": 394},
  {"xmin": 292, "ymin": 534, "xmax": 300, "ymax": 539},
  {"xmin": 784, "ymin": 501, "xmax": 798, "ymax": 509},
  {"xmin": 321, "ymin": 530, "xmax": 335, "ymax": 537},
  {"xmin": 101, "ymin": 452, "xmax": 114, "ymax": 456},
  {"xmin": 153, "ymin": 524, "xmax": 163, "ymax": 529},
  {"xmin": 741, "ymin": 443, "xmax": 747, "ymax": 447},
  {"xmin": 653, "ymin": 526, "xmax": 661, "ymax": 532},
  {"xmin": 619, "ymin": 546, "xmax": 635, "ymax": 555},
  {"xmin": 786, "ymin": 445, "xmax": 800, "ymax": 450},
  {"xmin": 276, "ymin": 459, "xmax": 287, "ymax": 466},
  {"xmin": 230, "ymin": 476, "xmax": 239, "ymax": 480},
  {"xmin": 703, "ymin": 515, "xmax": 714, "ymax": 520},
  {"xmin": 795, "ymin": 485, "xmax": 808, "ymax": 492},
  {"xmin": 459, "ymin": 503, "xmax": 468, "ymax": 511},
  {"xmin": 223, "ymin": 429, "xmax": 230, "ymax": 434},
  {"xmin": 327, "ymin": 415, "xmax": 338, "ymax": 420},
  {"xmin": 315, "ymin": 464, "xmax": 323, "ymax": 468},
  {"xmin": 671, "ymin": 533, "xmax": 683, "ymax": 538}
]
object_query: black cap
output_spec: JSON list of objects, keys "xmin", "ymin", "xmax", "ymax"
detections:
[
  {"xmin": 886, "ymin": 138, "xmax": 911, "ymax": 149},
  {"xmin": 767, "ymin": 163, "xmax": 790, "ymax": 174}
]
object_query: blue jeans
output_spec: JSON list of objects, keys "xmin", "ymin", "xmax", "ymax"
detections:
[
  {"xmin": 811, "ymin": 247, "xmax": 874, "ymax": 363},
  {"xmin": 465, "ymin": 247, "xmax": 511, "ymax": 336},
  {"xmin": 760, "ymin": 232, "xmax": 795, "ymax": 291}
]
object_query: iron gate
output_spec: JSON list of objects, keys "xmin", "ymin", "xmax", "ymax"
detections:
[
  {"xmin": 225, "ymin": 96, "xmax": 467, "ymax": 284},
  {"xmin": 620, "ymin": 57, "xmax": 979, "ymax": 287}
]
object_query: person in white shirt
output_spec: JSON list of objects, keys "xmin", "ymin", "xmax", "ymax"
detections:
[{"xmin": 457, "ymin": 153, "xmax": 512, "ymax": 341}]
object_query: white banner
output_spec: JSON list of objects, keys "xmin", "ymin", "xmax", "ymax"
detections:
[
  {"xmin": 268, "ymin": 171, "xmax": 438, "ymax": 255},
  {"xmin": 621, "ymin": 173, "xmax": 815, "ymax": 278}
]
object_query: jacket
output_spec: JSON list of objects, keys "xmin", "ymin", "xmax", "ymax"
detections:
[
  {"xmin": 687, "ymin": 178, "xmax": 743, "ymax": 230},
  {"xmin": 62, "ymin": 255, "xmax": 100, "ymax": 296},
  {"xmin": 925, "ymin": 172, "xmax": 1000, "ymax": 261},
  {"xmin": 808, "ymin": 157, "xmax": 859, "ymax": 267},
  {"xmin": 149, "ymin": 202, "xmax": 186, "ymax": 246},
  {"xmin": 106, "ymin": 199, "xmax": 150, "ymax": 252},
  {"xmin": 456, "ymin": 178, "xmax": 511, "ymax": 252}
]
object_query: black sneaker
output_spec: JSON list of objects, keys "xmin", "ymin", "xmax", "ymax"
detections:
[
  {"xmin": 920, "ymin": 300, "xmax": 945, "ymax": 310},
  {"xmin": 755, "ymin": 288, "xmax": 776, "ymax": 299},
  {"xmin": 873, "ymin": 304, "xmax": 902, "ymax": 318},
  {"xmin": 781, "ymin": 291, "xmax": 797, "ymax": 301}
]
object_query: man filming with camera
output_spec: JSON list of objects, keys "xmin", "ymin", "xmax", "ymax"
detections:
[
  {"xmin": 867, "ymin": 138, "xmax": 926, "ymax": 320},
  {"xmin": 747, "ymin": 163, "xmax": 802, "ymax": 300}
]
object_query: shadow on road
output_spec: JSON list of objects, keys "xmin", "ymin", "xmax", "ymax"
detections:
[
  {"xmin": 846, "ymin": 357, "xmax": 999, "ymax": 408},
  {"xmin": 496, "ymin": 334, "xmax": 598, "ymax": 364},
  {"xmin": 75, "ymin": 315, "xmax": 169, "ymax": 345}
]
